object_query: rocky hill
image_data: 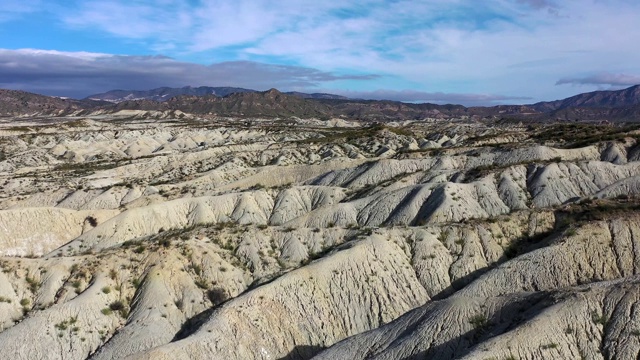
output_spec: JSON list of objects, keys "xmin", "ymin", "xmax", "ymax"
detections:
[
  {"xmin": 532, "ymin": 84, "xmax": 640, "ymax": 111},
  {"xmin": 0, "ymin": 89, "xmax": 106, "ymax": 116},
  {"xmin": 164, "ymin": 88, "xmax": 333, "ymax": 118},
  {"xmin": 2, "ymin": 114, "xmax": 640, "ymax": 359}
]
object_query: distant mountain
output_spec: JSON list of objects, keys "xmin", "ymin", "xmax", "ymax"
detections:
[
  {"xmin": 166, "ymin": 88, "xmax": 333, "ymax": 118},
  {"xmin": 285, "ymin": 92, "xmax": 348, "ymax": 100},
  {"xmin": 318, "ymin": 98, "xmax": 471, "ymax": 120},
  {"xmin": 0, "ymin": 89, "xmax": 107, "ymax": 116},
  {"xmin": 103, "ymin": 90, "xmax": 473, "ymax": 120},
  {"xmin": 543, "ymin": 103, "xmax": 640, "ymax": 122},
  {"xmin": 86, "ymin": 86, "xmax": 348, "ymax": 103},
  {"xmin": 85, "ymin": 86, "xmax": 255, "ymax": 103},
  {"xmin": 531, "ymin": 85, "xmax": 640, "ymax": 112},
  {"xmin": 5, "ymin": 84, "xmax": 640, "ymax": 122}
]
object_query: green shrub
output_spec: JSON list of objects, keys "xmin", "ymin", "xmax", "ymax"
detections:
[
  {"xmin": 592, "ymin": 312, "xmax": 607, "ymax": 325},
  {"xmin": 207, "ymin": 288, "xmax": 228, "ymax": 306},
  {"xmin": 194, "ymin": 278, "xmax": 208, "ymax": 289},
  {"xmin": 109, "ymin": 300, "xmax": 125, "ymax": 311},
  {"xmin": 469, "ymin": 314, "xmax": 488, "ymax": 329}
]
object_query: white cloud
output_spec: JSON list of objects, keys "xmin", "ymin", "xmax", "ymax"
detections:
[
  {"xmin": 0, "ymin": 49, "xmax": 379, "ymax": 97},
  {"xmin": 0, "ymin": 0, "xmax": 42, "ymax": 22},
  {"xmin": 6, "ymin": 0, "xmax": 640, "ymax": 102},
  {"xmin": 0, "ymin": 49, "xmax": 527, "ymax": 105},
  {"xmin": 556, "ymin": 73, "xmax": 640, "ymax": 87}
]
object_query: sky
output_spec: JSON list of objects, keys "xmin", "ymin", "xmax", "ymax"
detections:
[{"xmin": 1, "ymin": 0, "xmax": 640, "ymax": 105}]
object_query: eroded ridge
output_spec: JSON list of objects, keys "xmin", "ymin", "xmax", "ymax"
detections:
[{"xmin": 2, "ymin": 116, "xmax": 640, "ymax": 359}]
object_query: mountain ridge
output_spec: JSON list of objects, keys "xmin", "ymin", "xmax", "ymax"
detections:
[
  {"xmin": 3, "ymin": 84, "xmax": 640, "ymax": 121},
  {"xmin": 86, "ymin": 86, "xmax": 348, "ymax": 103},
  {"xmin": 531, "ymin": 84, "xmax": 640, "ymax": 111},
  {"xmin": 0, "ymin": 89, "xmax": 108, "ymax": 116}
]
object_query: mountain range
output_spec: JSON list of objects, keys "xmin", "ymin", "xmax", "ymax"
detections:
[
  {"xmin": 86, "ymin": 86, "xmax": 348, "ymax": 103},
  {"xmin": 2, "ymin": 85, "xmax": 640, "ymax": 121}
]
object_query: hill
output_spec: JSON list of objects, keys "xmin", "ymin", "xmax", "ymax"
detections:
[
  {"xmin": 0, "ymin": 89, "xmax": 107, "ymax": 116},
  {"xmin": 532, "ymin": 84, "xmax": 640, "ymax": 111}
]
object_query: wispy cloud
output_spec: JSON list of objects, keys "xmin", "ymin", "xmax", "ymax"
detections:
[
  {"xmin": 0, "ymin": 49, "xmax": 379, "ymax": 98},
  {"xmin": 64, "ymin": 1, "xmax": 536, "ymax": 59},
  {"xmin": 0, "ymin": 0, "xmax": 42, "ymax": 22},
  {"xmin": 516, "ymin": 0, "xmax": 557, "ymax": 10},
  {"xmin": 556, "ymin": 73, "xmax": 640, "ymax": 87},
  {"xmin": 3, "ymin": 1, "xmax": 640, "ymax": 103},
  {"xmin": 63, "ymin": 0, "xmax": 193, "ymax": 41}
]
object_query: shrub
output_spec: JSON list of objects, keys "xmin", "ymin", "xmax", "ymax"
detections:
[
  {"xmin": 207, "ymin": 288, "xmax": 228, "ymax": 306},
  {"xmin": 25, "ymin": 276, "xmax": 41, "ymax": 293},
  {"xmin": 190, "ymin": 264, "xmax": 202, "ymax": 276},
  {"xmin": 469, "ymin": 314, "xmax": 488, "ymax": 329},
  {"xmin": 85, "ymin": 216, "xmax": 98, "ymax": 227},
  {"xmin": 194, "ymin": 278, "xmax": 208, "ymax": 289},
  {"xmin": 592, "ymin": 312, "xmax": 607, "ymax": 325},
  {"xmin": 109, "ymin": 300, "xmax": 125, "ymax": 311},
  {"xmin": 101, "ymin": 286, "xmax": 111, "ymax": 294},
  {"xmin": 158, "ymin": 238, "xmax": 171, "ymax": 247}
]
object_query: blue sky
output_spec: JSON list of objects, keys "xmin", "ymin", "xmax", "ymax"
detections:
[{"xmin": 1, "ymin": 0, "xmax": 640, "ymax": 105}]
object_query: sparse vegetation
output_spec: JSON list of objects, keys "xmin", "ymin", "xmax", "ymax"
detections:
[
  {"xmin": 4, "ymin": 102, "xmax": 640, "ymax": 359},
  {"xmin": 469, "ymin": 314, "xmax": 488, "ymax": 330},
  {"xmin": 25, "ymin": 276, "xmax": 40, "ymax": 293},
  {"xmin": 85, "ymin": 216, "xmax": 98, "ymax": 227},
  {"xmin": 592, "ymin": 312, "xmax": 608, "ymax": 326},
  {"xmin": 207, "ymin": 287, "xmax": 228, "ymax": 306}
]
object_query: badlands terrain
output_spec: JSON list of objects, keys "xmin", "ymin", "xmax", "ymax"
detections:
[{"xmin": 2, "ymin": 110, "xmax": 640, "ymax": 359}]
